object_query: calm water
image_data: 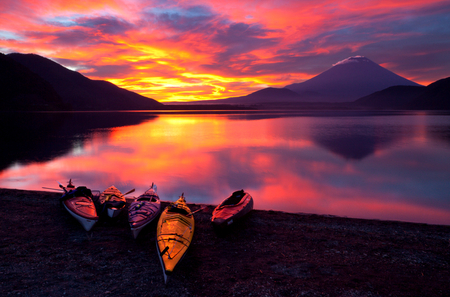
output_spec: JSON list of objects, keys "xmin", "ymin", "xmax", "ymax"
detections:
[{"xmin": 1, "ymin": 110, "xmax": 450, "ymax": 225}]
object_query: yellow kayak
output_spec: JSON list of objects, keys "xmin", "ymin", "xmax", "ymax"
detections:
[{"xmin": 156, "ymin": 193, "xmax": 194, "ymax": 283}]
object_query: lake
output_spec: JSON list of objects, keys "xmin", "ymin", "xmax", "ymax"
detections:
[{"xmin": 1, "ymin": 110, "xmax": 450, "ymax": 225}]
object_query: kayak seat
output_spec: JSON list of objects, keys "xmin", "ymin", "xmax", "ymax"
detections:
[
  {"xmin": 105, "ymin": 200, "xmax": 126, "ymax": 208},
  {"xmin": 222, "ymin": 189, "xmax": 245, "ymax": 206},
  {"xmin": 168, "ymin": 206, "xmax": 189, "ymax": 215},
  {"xmin": 60, "ymin": 186, "xmax": 94, "ymax": 203},
  {"xmin": 138, "ymin": 194, "xmax": 159, "ymax": 202},
  {"xmin": 133, "ymin": 210, "xmax": 150, "ymax": 215}
]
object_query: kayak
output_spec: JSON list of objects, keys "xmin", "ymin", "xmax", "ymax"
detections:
[
  {"xmin": 211, "ymin": 189, "xmax": 253, "ymax": 229},
  {"xmin": 60, "ymin": 183, "xmax": 99, "ymax": 231},
  {"xmin": 128, "ymin": 183, "xmax": 161, "ymax": 239},
  {"xmin": 156, "ymin": 193, "xmax": 194, "ymax": 283},
  {"xmin": 99, "ymin": 186, "xmax": 126, "ymax": 218}
]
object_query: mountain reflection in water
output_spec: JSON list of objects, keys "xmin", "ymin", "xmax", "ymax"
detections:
[{"xmin": 1, "ymin": 111, "xmax": 449, "ymax": 225}]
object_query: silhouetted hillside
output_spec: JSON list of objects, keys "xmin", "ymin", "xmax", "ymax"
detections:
[
  {"xmin": 194, "ymin": 87, "xmax": 304, "ymax": 104},
  {"xmin": 408, "ymin": 77, "xmax": 450, "ymax": 110},
  {"xmin": 7, "ymin": 53, "xmax": 163, "ymax": 111},
  {"xmin": 0, "ymin": 53, "xmax": 68, "ymax": 111},
  {"xmin": 352, "ymin": 77, "xmax": 450, "ymax": 110},
  {"xmin": 352, "ymin": 86, "xmax": 426, "ymax": 109}
]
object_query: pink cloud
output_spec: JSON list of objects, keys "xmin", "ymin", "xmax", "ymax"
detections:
[{"xmin": 1, "ymin": 0, "xmax": 449, "ymax": 101}]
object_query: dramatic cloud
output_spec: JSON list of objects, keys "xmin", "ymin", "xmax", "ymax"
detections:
[
  {"xmin": 144, "ymin": 5, "xmax": 218, "ymax": 33},
  {"xmin": 1, "ymin": 0, "xmax": 449, "ymax": 101},
  {"xmin": 75, "ymin": 16, "xmax": 135, "ymax": 35}
]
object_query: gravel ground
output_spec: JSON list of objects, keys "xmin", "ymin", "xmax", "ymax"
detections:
[{"xmin": 1, "ymin": 188, "xmax": 449, "ymax": 297}]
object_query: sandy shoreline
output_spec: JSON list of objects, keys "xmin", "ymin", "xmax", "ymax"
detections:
[{"xmin": 1, "ymin": 188, "xmax": 449, "ymax": 296}]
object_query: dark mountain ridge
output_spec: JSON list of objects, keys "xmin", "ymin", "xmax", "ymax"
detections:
[
  {"xmin": 352, "ymin": 85, "xmax": 427, "ymax": 109},
  {"xmin": 409, "ymin": 77, "xmax": 450, "ymax": 110},
  {"xmin": 193, "ymin": 87, "xmax": 304, "ymax": 104},
  {"xmin": 0, "ymin": 53, "xmax": 68, "ymax": 111},
  {"xmin": 353, "ymin": 77, "xmax": 450, "ymax": 110},
  {"xmin": 4, "ymin": 53, "xmax": 163, "ymax": 111}
]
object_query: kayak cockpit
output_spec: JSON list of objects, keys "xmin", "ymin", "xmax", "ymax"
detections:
[{"xmin": 221, "ymin": 189, "xmax": 246, "ymax": 207}]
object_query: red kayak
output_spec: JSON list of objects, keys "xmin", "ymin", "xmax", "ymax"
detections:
[
  {"xmin": 211, "ymin": 189, "xmax": 253, "ymax": 229},
  {"xmin": 59, "ymin": 181, "xmax": 99, "ymax": 231}
]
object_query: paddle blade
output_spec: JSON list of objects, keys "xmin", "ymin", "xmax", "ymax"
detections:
[
  {"xmin": 58, "ymin": 182, "xmax": 67, "ymax": 193},
  {"xmin": 187, "ymin": 206, "xmax": 206, "ymax": 216}
]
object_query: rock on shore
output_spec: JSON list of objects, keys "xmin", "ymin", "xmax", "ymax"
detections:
[{"xmin": 1, "ymin": 188, "xmax": 449, "ymax": 296}]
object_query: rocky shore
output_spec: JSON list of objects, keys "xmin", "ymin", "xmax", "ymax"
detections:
[{"xmin": 1, "ymin": 188, "xmax": 449, "ymax": 296}]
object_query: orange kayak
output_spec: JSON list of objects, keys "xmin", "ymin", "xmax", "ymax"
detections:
[{"xmin": 156, "ymin": 194, "xmax": 194, "ymax": 283}]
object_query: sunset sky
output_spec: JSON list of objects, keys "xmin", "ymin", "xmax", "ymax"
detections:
[{"xmin": 1, "ymin": 0, "xmax": 449, "ymax": 102}]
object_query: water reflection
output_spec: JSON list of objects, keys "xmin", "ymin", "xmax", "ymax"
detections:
[
  {"xmin": 1, "ymin": 111, "xmax": 449, "ymax": 225},
  {"xmin": 311, "ymin": 117, "xmax": 412, "ymax": 160},
  {"xmin": 0, "ymin": 112, "xmax": 157, "ymax": 171}
]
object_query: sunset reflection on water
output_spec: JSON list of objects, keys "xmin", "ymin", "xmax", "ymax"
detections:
[{"xmin": 1, "ymin": 111, "xmax": 450, "ymax": 225}]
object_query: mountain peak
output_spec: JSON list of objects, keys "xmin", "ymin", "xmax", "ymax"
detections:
[
  {"xmin": 285, "ymin": 56, "xmax": 421, "ymax": 102},
  {"xmin": 332, "ymin": 56, "xmax": 372, "ymax": 66}
]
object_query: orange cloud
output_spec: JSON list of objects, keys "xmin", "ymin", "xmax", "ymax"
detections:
[{"xmin": 1, "ymin": 0, "xmax": 449, "ymax": 100}]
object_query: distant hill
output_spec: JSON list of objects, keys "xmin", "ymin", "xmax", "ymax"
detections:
[
  {"xmin": 6, "ymin": 53, "xmax": 163, "ymax": 111},
  {"xmin": 408, "ymin": 77, "xmax": 450, "ymax": 110},
  {"xmin": 0, "ymin": 53, "xmax": 68, "ymax": 111},
  {"xmin": 193, "ymin": 87, "xmax": 304, "ymax": 104},
  {"xmin": 353, "ymin": 77, "xmax": 450, "ymax": 110},
  {"xmin": 285, "ymin": 56, "xmax": 422, "ymax": 102},
  {"xmin": 352, "ymin": 86, "xmax": 426, "ymax": 109}
]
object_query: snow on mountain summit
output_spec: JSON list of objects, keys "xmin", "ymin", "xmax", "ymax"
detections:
[{"xmin": 333, "ymin": 56, "xmax": 372, "ymax": 66}]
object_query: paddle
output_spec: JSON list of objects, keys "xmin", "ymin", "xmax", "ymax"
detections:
[
  {"xmin": 187, "ymin": 206, "xmax": 207, "ymax": 216},
  {"xmin": 123, "ymin": 188, "xmax": 135, "ymax": 196},
  {"xmin": 42, "ymin": 187, "xmax": 64, "ymax": 192}
]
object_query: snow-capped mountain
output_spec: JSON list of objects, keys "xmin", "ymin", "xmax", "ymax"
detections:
[{"xmin": 284, "ymin": 56, "xmax": 422, "ymax": 102}]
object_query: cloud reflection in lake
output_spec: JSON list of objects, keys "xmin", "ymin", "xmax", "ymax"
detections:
[{"xmin": 1, "ymin": 111, "xmax": 449, "ymax": 225}]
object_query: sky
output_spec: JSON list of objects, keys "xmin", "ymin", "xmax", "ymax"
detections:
[{"xmin": 1, "ymin": 0, "xmax": 450, "ymax": 102}]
